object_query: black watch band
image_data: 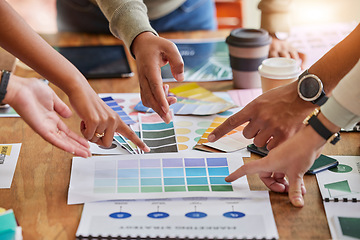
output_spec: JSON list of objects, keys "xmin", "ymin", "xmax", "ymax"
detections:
[
  {"xmin": 308, "ymin": 115, "xmax": 341, "ymax": 145},
  {"xmin": 0, "ymin": 70, "xmax": 11, "ymax": 104}
]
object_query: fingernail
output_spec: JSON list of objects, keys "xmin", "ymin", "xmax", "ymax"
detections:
[
  {"xmin": 144, "ymin": 146, "xmax": 151, "ymax": 152},
  {"xmin": 161, "ymin": 106, "xmax": 168, "ymax": 114},
  {"xmin": 208, "ymin": 134, "xmax": 215, "ymax": 142},
  {"xmin": 176, "ymin": 72, "xmax": 184, "ymax": 81},
  {"xmin": 292, "ymin": 197, "xmax": 304, "ymax": 207}
]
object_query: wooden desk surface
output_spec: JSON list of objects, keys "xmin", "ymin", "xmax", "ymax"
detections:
[{"xmin": 0, "ymin": 30, "xmax": 359, "ymax": 240}]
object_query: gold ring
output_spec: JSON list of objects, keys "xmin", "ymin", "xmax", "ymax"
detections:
[{"xmin": 95, "ymin": 132, "xmax": 105, "ymax": 138}]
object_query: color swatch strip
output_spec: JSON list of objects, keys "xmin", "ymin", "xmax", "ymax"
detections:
[
  {"xmin": 139, "ymin": 112, "xmax": 178, "ymax": 153},
  {"xmin": 134, "ymin": 96, "xmax": 230, "ymax": 116},
  {"xmin": 194, "ymin": 116, "xmax": 248, "ymax": 152},
  {"xmin": 93, "ymin": 156, "xmax": 233, "ymax": 194},
  {"xmin": 101, "ymin": 96, "xmax": 136, "ymax": 125}
]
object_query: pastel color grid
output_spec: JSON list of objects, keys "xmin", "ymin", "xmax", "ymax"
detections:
[
  {"xmin": 94, "ymin": 156, "xmax": 233, "ymax": 194},
  {"xmin": 101, "ymin": 96, "xmax": 136, "ymax": 125}
]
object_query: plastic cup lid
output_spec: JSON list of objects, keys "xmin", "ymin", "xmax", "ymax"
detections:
[
  {"xmin": 258, "ymin": 57, "xmax": 301, "ymax": 79},
  {"xmin": 226, "ymin": 28, "xmax": 272, "ymax": 47}
]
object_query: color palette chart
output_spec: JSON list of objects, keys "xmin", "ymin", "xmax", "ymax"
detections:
[
  {"xmin": 68, "ymin": 152, "xmax": 250, "ymax": 204},
  {"xmin": 101, "ymin": 96, "xmax": 136, "ymax": 125},
  {"xmin": 139, "ymin": 112, "xmax": 178, "ymax": 153},
  {"xmin": 170, "ymin": 83, "xmax": 234, "ymax": 112},
  {"xmin": 135, "ymin": 96, "xmax": 232, "ymax": 116},
  {"xmin": 194, "ymin": 116, "xmax": 249, "ymax": 153}
]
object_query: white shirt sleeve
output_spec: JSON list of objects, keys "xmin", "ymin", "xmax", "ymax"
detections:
[{"xmin": 321, "ymin": 59, "xmax": 360, "ymax": 130}]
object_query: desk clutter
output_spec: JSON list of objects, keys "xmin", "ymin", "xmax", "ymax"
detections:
[{"xmin": 71, "ymin": 84, "xmax": 280, "ymax": 239}]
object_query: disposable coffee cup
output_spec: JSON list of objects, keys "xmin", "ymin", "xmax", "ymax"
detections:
[
  {"xmin": 258, "ymin": 57, "xmax": 301, "ymax": 92},
  {"xmin": 226, "ymin": 28, "xmax": 271, "ymax": 89}
]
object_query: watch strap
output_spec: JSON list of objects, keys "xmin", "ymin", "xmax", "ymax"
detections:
[
  {"xmin": 0, "ymin": 70, "xmax": 10, "ymax": 104},
  {"xmin": 308, "ymin": 115, "xmax": 341, "ymax": 145},
  {"xmin": 312, "ymin": 91, "xmax": 328, "ymax": 106}
]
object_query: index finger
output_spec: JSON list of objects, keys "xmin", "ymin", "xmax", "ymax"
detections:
[
  {"xmin": 208, "ymin": 110, "xmax": 250, "ymax": 142},
  {"xmin": 225, "ymin": 157, "xmax": 269, "ymax": 182},
  {"xmin": 116, "ymin": 122, "xmax": 150, "ymax": 153},
  {"xmin": 164, "ymin": 42, "xmax": 184, "ymax": 82}
]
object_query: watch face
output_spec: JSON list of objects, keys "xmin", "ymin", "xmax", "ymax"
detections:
[{"xmin": 299, "ymin": 76, "xmax": 322, "ymax": 100}]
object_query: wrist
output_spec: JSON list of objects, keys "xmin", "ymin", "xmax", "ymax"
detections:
[{"xmin": 131, "ymin": 31, "xmax": 156, "ymax": 58}]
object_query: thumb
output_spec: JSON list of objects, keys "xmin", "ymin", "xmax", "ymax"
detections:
[
  {"xmin": 288, "ymin": 175, "xmax": 305, "ymax": 207},
  {"xmin": 53, "ymin": 92, "xmax": 72, "ymax": 118}
]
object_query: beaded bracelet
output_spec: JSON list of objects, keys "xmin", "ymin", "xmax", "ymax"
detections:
[{"xmin": 0, "ymin": 70, "xmax": 10, "ymax": 104}]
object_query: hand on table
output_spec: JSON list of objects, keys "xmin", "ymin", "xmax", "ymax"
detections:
[
  {"xmin": 4, "ymin": 75, "xmax": 91, "ymax": 158},
  {"xmin": 208, "ymin": 82, "xmax": 315, "ymax": 150},
  {"xmin": 225, "ymin": 123, "xmax": 327, "ymax": 207},
  {"xmin": 131, "ymin": 32, "xmax": 184, "ymax": 124},
  {"xmin": 269, "ymin": 37, "xmax": 307, "ymax": 69}
]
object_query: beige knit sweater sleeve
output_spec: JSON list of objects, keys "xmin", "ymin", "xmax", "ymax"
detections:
[
  {"xmin": 93, "ymin": 0, "xmax": 158, "ymax": 54},
  {"xmin": 258, "ymin": 0, "xmax": 292, "ymax": 33}
]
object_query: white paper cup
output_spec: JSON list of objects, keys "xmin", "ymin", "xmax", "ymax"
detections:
[{"xmin": 258, "ymin": 57, "xmax": 301, "ymax": 92}]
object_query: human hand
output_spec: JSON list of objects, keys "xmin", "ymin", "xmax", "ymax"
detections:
[
  {"xmin": 208, "ymin": 82, "xmax": 315, "ymax": 149},
  {"xmin": 131, "ymin": 32, "xmax": 184, "ymax": 124},
  {"xmin": 65, "ymin": 81, "xmax": 150, "ymax": 152},
  {"xmin": 269, "ymin": 37, "xmax": 306, "ymax": 69},
  {"xmin": 3, "ymin": 75, "xmax": 91, "ymax": 158},
  {"xmin": 225, "ymin": 124, "xmax": 327, "ymax": 207}
]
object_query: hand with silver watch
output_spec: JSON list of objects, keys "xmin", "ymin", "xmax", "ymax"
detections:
[{"xmin": 297, "ymin": 69, "xmax": 328, "ymax": 106}]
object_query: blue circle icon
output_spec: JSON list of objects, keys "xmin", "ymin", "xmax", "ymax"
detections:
[
  {"xmin": 185, "ymin": 211, "xmax": 207, "ymax": 218},
  {"xmin": 223, "ymin": 211, "xmax": 245, "ymax": 218},
  {"xmin": 147, "ymin": 212, "xmax": 169, "ymax": 219},
  {"xmin": 109, "ymin": 212, "xmax": 132, "ymax": 219}
]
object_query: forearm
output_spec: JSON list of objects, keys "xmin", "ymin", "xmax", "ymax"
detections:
[
  {"xmin": 94, "ymin": 0, "xmax": 157, "ymax": 52},
  {"xmin": 308, "ymin": 24, "xmax": 360, "ymax": 94},
  {"xmin": 0, "ymin": 1, "xmax": 89, "ymax": 96},
  {"xmin": 258, "ymin": 0, "xmax": 292, "ymax": 33}
]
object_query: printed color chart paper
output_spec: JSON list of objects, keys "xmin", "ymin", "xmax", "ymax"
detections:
[
  {"xmin": 194, "ymin": 116, "xmax": 249, "ymax": 153},
  {"xmin": 68, "ymin": 152, "xmax": 250, "ymax": 204},
  {"xmin": 101, "ymin": 96, "xmax": 136, "ymax": 125},
  {"xmin": 170, "ymin": 83, "xmax": 234, "ymax": 112},
  {"xmin": 139, "ymin": 112, "xmax": 178, "ymax": 153},
  {"xmin": 76, "ymin": 192, "xmax": 278, "ymax": 239}
]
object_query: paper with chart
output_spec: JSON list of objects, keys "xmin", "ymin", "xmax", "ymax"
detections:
[
  {"xmin": 139, "ymin": 112, "xmax": 178, "ymax": 153},
  {"xmin": 76, "ymin": 191, "xmax": 278, "ymax": 239},
  {"xmin": 101, "ymin": 96, "xmax": 136, "ymax": 125},
  {"xmin": 316, "ymin": 156, "xmax": 360, "ymax": 201},
  {"xmin": 194, "ymin": 116, "xmax": 250, "ymax": 153},
  {"xmin": 68, "ymin": 152, "xmax": 250, "ymax": 204},
  {"xmin": 0, "ymin": 143, "xmax": 22, "ymax": 189},
  {"xmin": 323, "ymin": 202, "xmax": 360, "ymax": 240},
  {"xmin": 170, "ymin": 83, "xmax": 235, "ymax": 112}
]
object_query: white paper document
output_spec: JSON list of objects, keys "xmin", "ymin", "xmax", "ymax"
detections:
[
  {"xmin": 76, "ymin": 191, "xmax": 278, "ymax": 239},
  {"xmin": 68, "ymin": 152, "xmax": 250, "ymax": 204},
  {"xmin": 324, "ymin": 202, "xmax": 360, "ymax": 240},
  {"xmin": 316, "ymin": 156, "xmax": 360, "ymax": 201},
  {"xmin": 0, "ymin": 143, "xmax": 22, "ymax": 188}
]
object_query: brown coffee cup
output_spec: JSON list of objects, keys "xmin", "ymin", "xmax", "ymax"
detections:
[{"xmin": 226, "ymin": 28, "xmax": 271, "ymax": 89}]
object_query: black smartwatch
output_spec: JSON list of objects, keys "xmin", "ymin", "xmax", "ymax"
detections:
[{"xmin": 297, "ymin": 70, "xmax": 328, "ymax": 106}]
